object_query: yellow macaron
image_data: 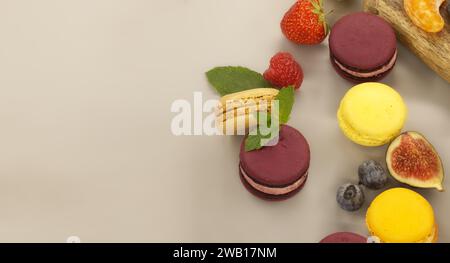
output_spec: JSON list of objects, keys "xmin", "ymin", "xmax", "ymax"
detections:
[
  {"xmin": 366, "ymin": 188, "xmax": 438, "ymax": 243},
  {"xmin": 337, "ymin": 82, "xmax": 407, "ymax": 146}
]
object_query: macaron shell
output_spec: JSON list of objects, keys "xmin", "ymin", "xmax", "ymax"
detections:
[
  {"xmin": 239, "ymin": 125, "xmax": 310, "ymax": 187},
  {"xmin": 329, "ymin": 12, "xmax": 397, "ymax": 70},
  {"xmin": 366, "ymin": 188, "xmax": 436, "ymax": 243},
  {"xmin": 320, "ymin": 232, "xmax": 367, "ymax": 243},
  {"xmin": 337, "ymin": 83, "xmax": 407, "ymax": 146},
  {"xmin": 338, "ymin": 107, "xmax": 387, "ymax": 147}
]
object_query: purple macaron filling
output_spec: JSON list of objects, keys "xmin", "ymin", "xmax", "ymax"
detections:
[
  {"xmin": 333, "ymin": 50, "xmax": 397, "ymax": 80},
  {"xmin": 240, "ymin": 164, "xmax": 308, "ymax": 196}
]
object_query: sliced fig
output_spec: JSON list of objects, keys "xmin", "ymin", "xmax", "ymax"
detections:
[{"xmin": 386, "ymin": 131, "xmax": 444, "ymax": 191}]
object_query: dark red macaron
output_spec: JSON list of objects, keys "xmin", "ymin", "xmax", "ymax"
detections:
[
  {"xmin": 320, "ymin": 232, "xmax": 367, "ymax": 243},
  {"xmin": 239, "ymin": 125, "xmax": 310, "ymax": 201},
  {"xmin": 329, "ymin": 12, "xmax": 397, "ymax": 83}
]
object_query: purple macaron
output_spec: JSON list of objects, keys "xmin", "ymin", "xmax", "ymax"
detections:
[
  {"xmin": 320, "ymin": 232, "xmax": 367, "ymax": 243},
  {"xmin": 239, "ymin": 125, "xmax": 310, "ymax": 201},
  {"xmin": 329, "ymin": 12, "xmax": 397, "ymax": 83}
]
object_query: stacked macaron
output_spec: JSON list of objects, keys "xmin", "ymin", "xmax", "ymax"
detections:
[
  {"xmin": 239, "ymin": 125, "xmax": 310, "ymax": 200},
  {"xmin": 329, "ymin": 12, "xmax": 397, "ymax": 83},
  {"xmin": 206, "ymin": 53, "xmax": 311, "ymax": 202}
]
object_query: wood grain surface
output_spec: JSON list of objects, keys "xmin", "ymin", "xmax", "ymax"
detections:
[{"xmin": 363, "ymin": 0, "xmax": 450, "ymax": 83}]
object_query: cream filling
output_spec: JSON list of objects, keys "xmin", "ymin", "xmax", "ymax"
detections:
[
  {"xmin": 334, "ymin": 50, "xmax": 397, "ymax": 78},
  {"xmin": 240, "ymin": 165, "xmax": 307, "ymax": 195}
]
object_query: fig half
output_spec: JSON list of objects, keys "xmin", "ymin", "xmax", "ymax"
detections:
[{"xmin": 386, "ymin": 131, "xmax": 444, "ymax": 191}]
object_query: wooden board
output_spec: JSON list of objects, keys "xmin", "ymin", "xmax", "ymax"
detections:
[{"xmin": 363, "ymin": 0, "xmax": 450, "ymax": 83}]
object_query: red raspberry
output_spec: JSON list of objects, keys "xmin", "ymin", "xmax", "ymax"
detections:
[{"xmin": 263, "ymin": 52, "xmax": 303, "ymax": 90}]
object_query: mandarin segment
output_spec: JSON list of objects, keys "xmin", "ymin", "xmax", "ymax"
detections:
[{"xmin": 404, "ymin": 0, "xmax": 445, "ymax": 33}]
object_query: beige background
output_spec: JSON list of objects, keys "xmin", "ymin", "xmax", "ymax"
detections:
[{"xmin": 0, "ymin": 0, "xmax": 448, "ymax": 243}]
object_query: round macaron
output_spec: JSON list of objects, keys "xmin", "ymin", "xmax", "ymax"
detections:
[
  {"xmin": 366, "ymin": 188, "xmax": 438, "ymax": 243},
  {"xmin": 337, "ymin": 82, "xmax": 407, "ymax": 147},
  {"xmin": 329, "ymin": 12, "xmax": 397, "ymax": 83},
  {"xmin": 320, "ymin": 232, "xmax": 367, "ymax": 243},
  {"xmin": 239, "ymin": 125, "xmax": 310, "ymax": 201}
]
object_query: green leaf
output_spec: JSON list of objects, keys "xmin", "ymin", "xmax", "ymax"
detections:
[
  {"xmin": 244, "ymin": 86, "xmax": 295, "ymax": 152},
  {"xmin": 206, "ymin": 66, "xmax": 272, "ymax": 96},
  {"xmin": 245, "ymin": 134, "xmax": 263, "ymax": 152},
  {"xmin": 275, "ymin": 86, "xmax": 295, "ymax": 124},
  {"xmin": 256, "ymin": 111, "xmax": 272, "ymax": 127},
  {"xmin": 245, "ymin": 129, "xmax": 280, "ymax": 152}
]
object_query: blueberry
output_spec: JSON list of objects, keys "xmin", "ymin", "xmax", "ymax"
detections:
[
  {"xmin": 336, "ymin": 183, "xmax": 365, "ymax": 212},
  {"xmin": 358, "ymin": 160, "xmax": 388, "ymax": 189}
]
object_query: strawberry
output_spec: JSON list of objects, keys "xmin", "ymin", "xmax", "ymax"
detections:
[{"xmin": 281, "ymin": 0, "xmax": 329, "ymax": 45}]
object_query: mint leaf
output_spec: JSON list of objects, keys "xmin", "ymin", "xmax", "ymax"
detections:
[
  {"xmin": 275, "ymin": 86, "xmax": 295, "ymax": 124},
  {"xmin": 244, "ymin": 86, "xmax": 294, "ymax": 152},
  {"xmin": 245, "ymin": 130, "xmax": 279, "ymax": 152},
  {"xmin": 244, "ymin": 113, "xmax": 271, "ymax": 152},
  {"xmin": 245, "ymin": 119, "xmax": 279, "ymax": 152},
  {"xmin": 256, "ymin": 111, "xmax": 272, "ymax": 127},
  {"xmin": 206, "ymin": 66, "xmax": 272, "ymax": 96},
  {"xmin": 245, "ymin": 134, "xmax": 263, "ymax": 152}
]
